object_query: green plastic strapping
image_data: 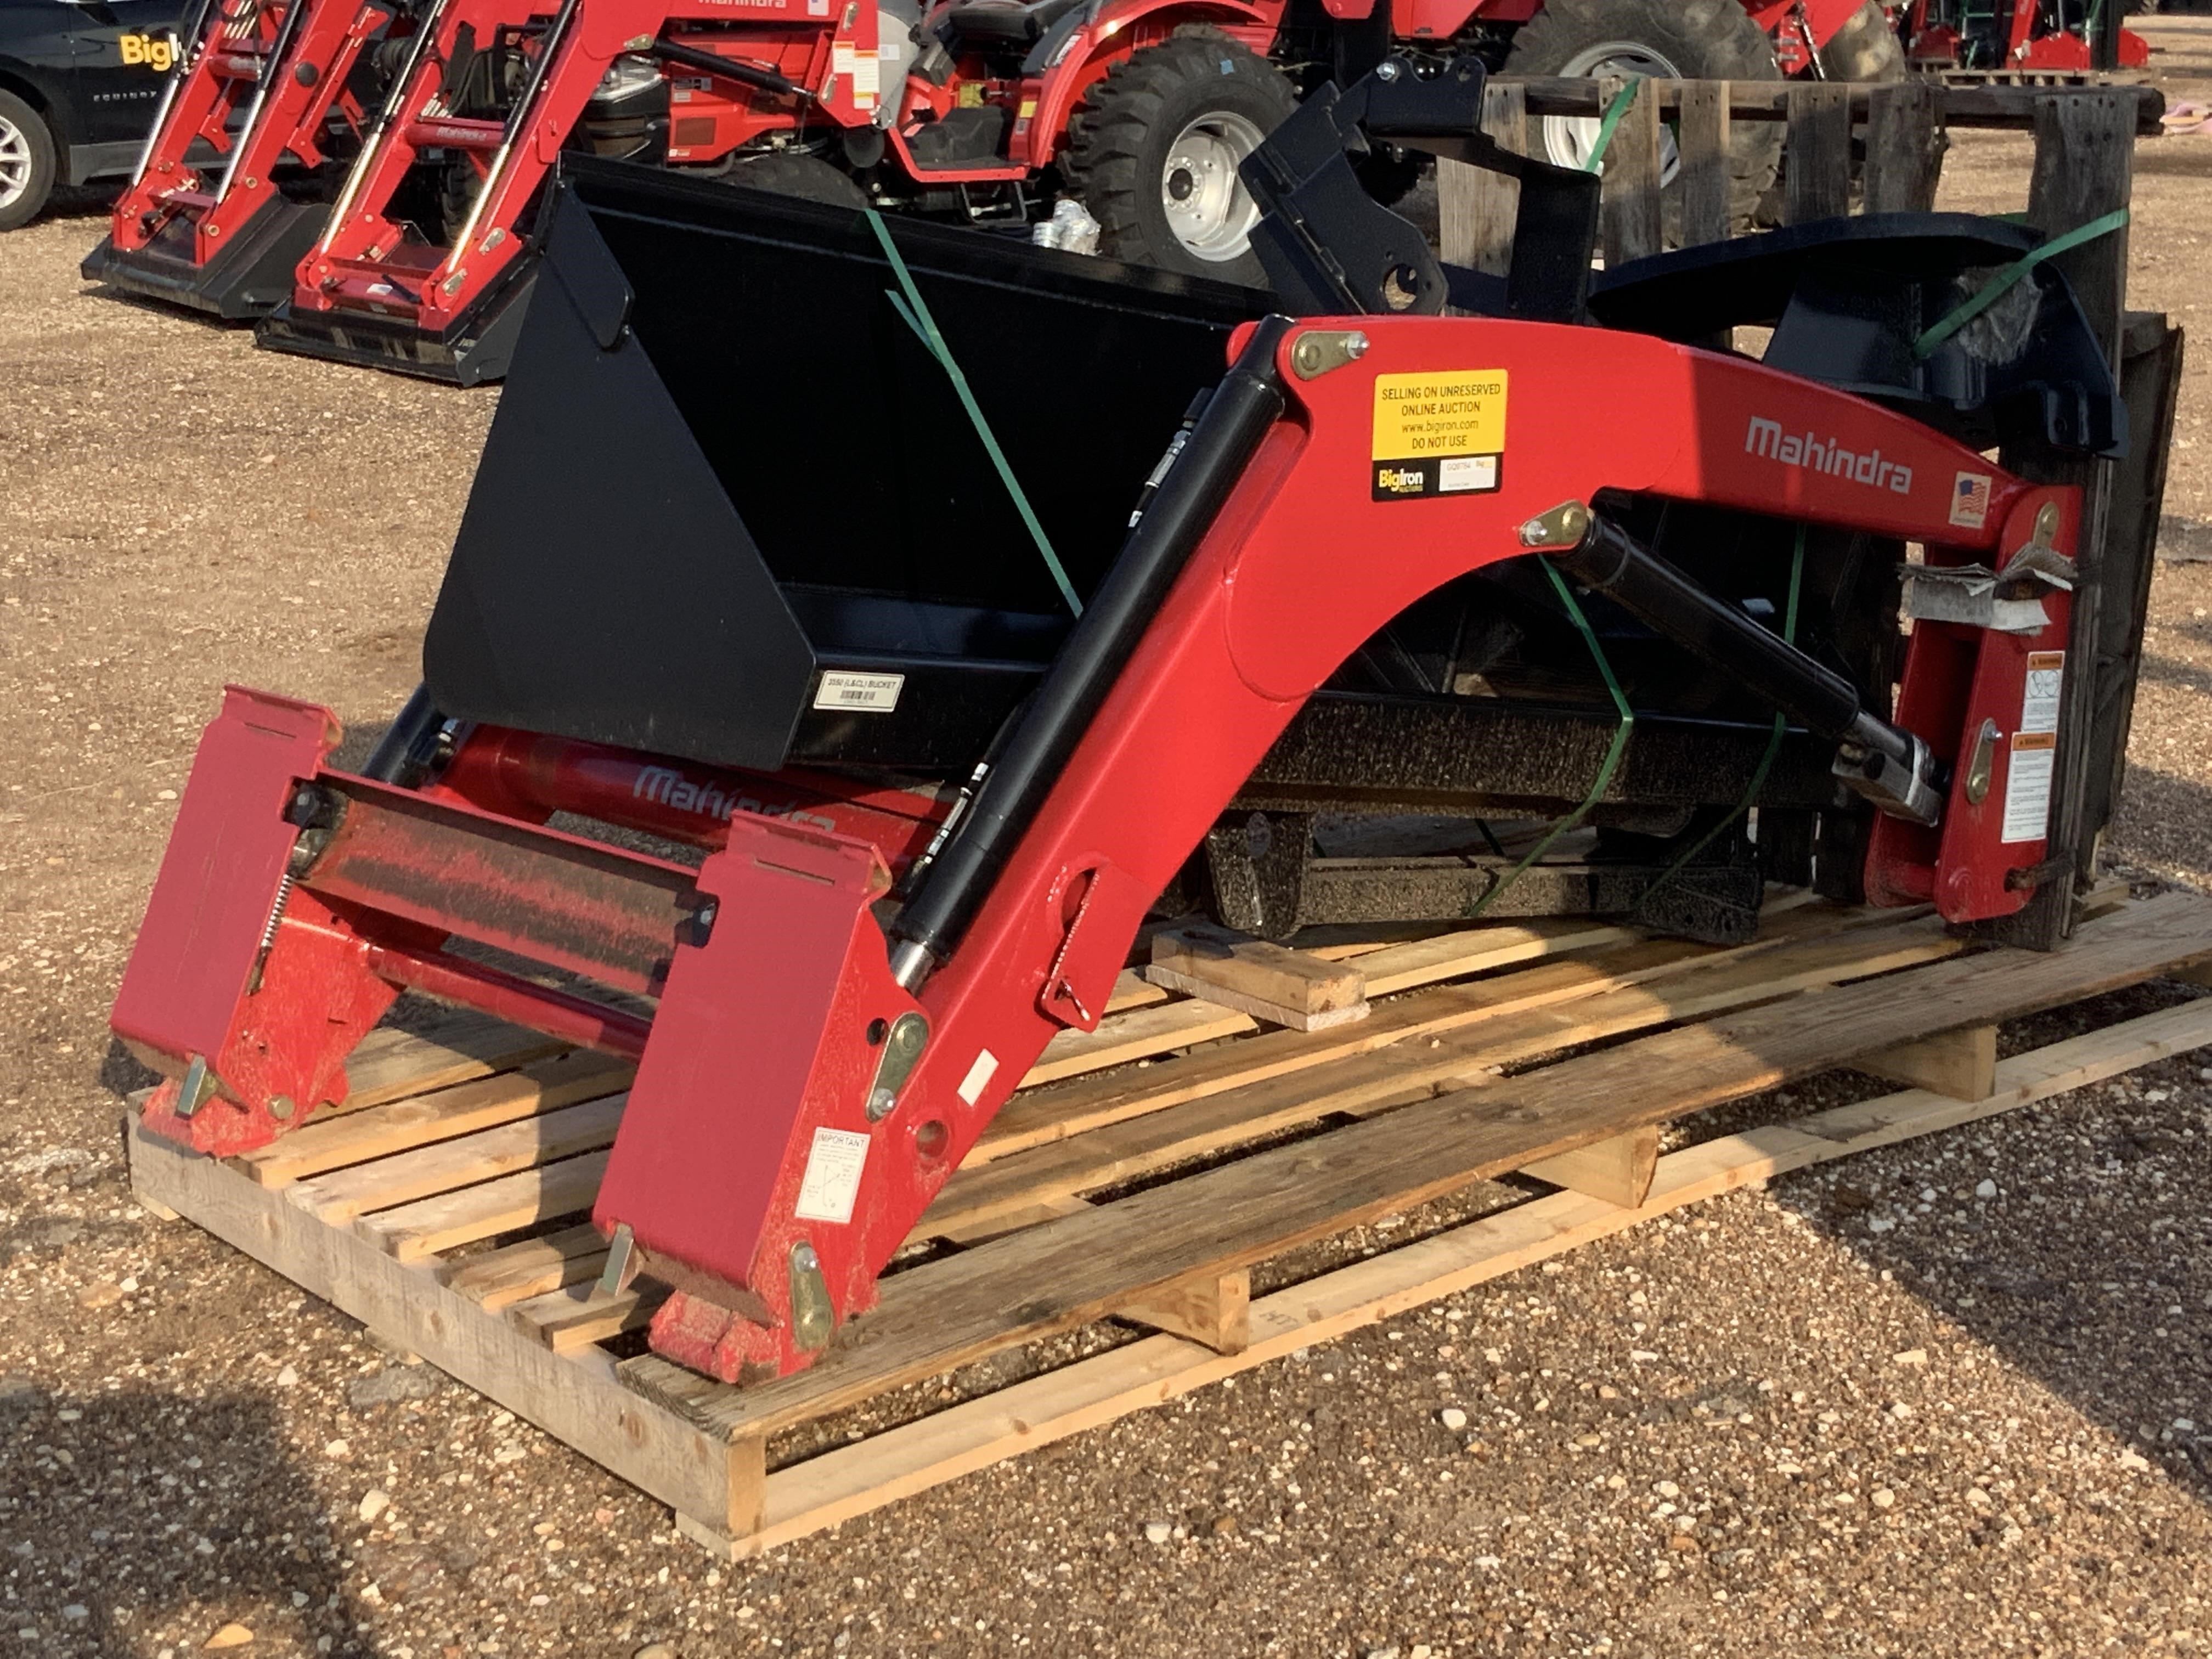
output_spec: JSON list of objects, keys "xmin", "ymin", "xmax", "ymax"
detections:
[
  {"xmin": 1583, "ymin": 77, "xmax": 1644, "ymax": 174},
  {"xmin": 865, "ymin": 208, "xmax": 1084, "ymax": 616},
  {"xmin": 1469, "ymin": 561, "xmax": 1636, "ymax": 920},
  {"xmin": 1632, "ymin": 525, "xmax": 1807, "ymax": 918},
  {"xmin": 1910, "ymin": 206, "xmax": 2129, "ymax": 360}
]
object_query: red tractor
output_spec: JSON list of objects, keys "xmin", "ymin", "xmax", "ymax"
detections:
[
  {"xmin": 1897, "ymin": 0, "xmax": 2149, "ymax": 76},
  {"xmin": 86, "ymin": 0, "xmax": 1905, "ymax": 380}
]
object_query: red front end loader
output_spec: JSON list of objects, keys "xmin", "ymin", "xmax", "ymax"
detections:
[
  {"xmin": 110, "ymin": 63, "xmax": 2171, "ymax": 1385},
  {"xmin": 85, "ymin": 0, "xmax": 1902, "ymax": 381}
]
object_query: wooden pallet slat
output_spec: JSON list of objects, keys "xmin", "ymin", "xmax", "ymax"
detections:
[
  {"xmin": 1147, "ymin": 924, "xmax": 1369, "ymax": 1030},
  {"xmin": 1599, "ymin": 75, "xmax": 1665, "ymax": 266},
  {"xmin": 443, "ymin": 1223, "xmax": 610, "ymax": 1311},
  {"xmin": 357, "ymin": 1150, "xmax": 613, "ymax": 1262},
  {"xmin": 240, "ymin": 1049, "xmax": 635, "ymax": 1189},
  {"xmin": 290, "ymin": 1092, "xmax": 629, "ymax": 1224}
]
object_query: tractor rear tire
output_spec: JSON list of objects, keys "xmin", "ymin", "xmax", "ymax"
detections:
[
  {"xmin": 0, "ymin": 89, "xmax": 58, "ymax": 234},
  {"xmin": 1060, "ymin": 28, "xmax": 1300, "ymax": 286},
  {"xmin": 1819, "ymin": 0, "xmax": 1909, "ymax": 81},
  {"xmin": 1503, "ymin": 0, "xmax": 1783, "ymax": 234},
  {"xmin": 725, "ymin": 150, "xmax": 870, "ymax": 208}
]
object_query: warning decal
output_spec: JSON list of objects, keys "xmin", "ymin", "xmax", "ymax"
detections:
[
  {"xmin": 2020, "ymin": 650, "xmax": 2064, "ymax": 734},
  {"xmin": 1370, "ymin": 370, "xmax": 1506, "ymax": 502},
  {"xmin": 2001, "ymin": 730, "xmax": 2057, "ymax": 844}
]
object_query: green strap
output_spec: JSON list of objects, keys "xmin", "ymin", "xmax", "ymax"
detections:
[
  {"xmin": 1911, "ymin": 207, "xmax": 2129, "ymax": 360},
  {"xmin": 864, "ymin": 209, "xmax": 1083, "ymax": 616},
  {"xmin": 1583, "ymin": 78, "xmax": 1643, "ymax": 174},
  {"xmin": 1469, "ymin": 562, "xmax": 1636, "ymax": 919},
  {"xmin": 1633, "ymin": 526, "xmax": 1807, "ymax": 917}
]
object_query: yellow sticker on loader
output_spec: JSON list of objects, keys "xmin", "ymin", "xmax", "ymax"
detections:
[{"xmin": 1369, "ymin": 370, "xmax": 1507, "ymax": 501}]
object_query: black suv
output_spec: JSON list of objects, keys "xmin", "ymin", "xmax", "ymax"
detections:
[{"xmin": 1, "ymin": 0, "xmax": 187, "ymax": 229}]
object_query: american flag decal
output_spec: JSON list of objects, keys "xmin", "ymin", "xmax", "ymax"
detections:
[{"xmin": 1950, "ymin": 471, "xmax": 1993, "ymax": 531}]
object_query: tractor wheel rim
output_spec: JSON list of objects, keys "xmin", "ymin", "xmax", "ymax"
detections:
[
  {"xmin": 1539, "ymin": 42, "xmax": 1685, "ymax": 186},
  {"xmin": 0, "ymin": 116, "xmax": 30, "ymax": 210},
  {"xmin": 1158, "ymin": 109, "xmax": 1267, "ymax": 262}
]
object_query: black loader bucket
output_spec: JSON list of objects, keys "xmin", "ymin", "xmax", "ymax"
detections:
[
  {"xmin": 423, "ymin": 157, "xmax": 1271, "ymax": 774},
  {"xmin": 83, "ymin": 193, "xmax": 331, "ymax": 321},
  {"xmin": 434, "ymin": 122, "xmax": 2063, "ymax": 945}
]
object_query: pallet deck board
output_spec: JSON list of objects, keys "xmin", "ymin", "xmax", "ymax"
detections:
[
  {"xmin": 240, "ymin": 1049, "xmax": 636, "ymax": 1189},
  {"xmin": 966, "ymin": 898, "xmax": 1880, "ymax": 1166},
  {"xmin": 290, "ymin": 1092, "xmax": 631, "ymax": 1224},
  {"xmin": 126, "ymin": 887, "xmax": 2212, "ymax": 1559},
  {"xmin": 913, "ymin": 921, "xmax": 1961, "ymax": 1246}
]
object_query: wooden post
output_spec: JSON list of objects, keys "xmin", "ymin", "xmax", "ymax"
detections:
[
  {"xmin": 1860, "ymin": 80, "xmax": 1945, "ymax": 214},
  {"xmin": 1521, "ymin": 1125, "xmax": 1661, "ymax": 1209},
  {"xmin": 1438, "ymin": 81, "xmax": 1526, "ymax": 278},
  {"xmin": 673, "ymin": 1432, "xmax": 768, "ymax": 1558},
  {"xmin": 1119, "ymin": 1267, "xmax": 1251, "ymax": 1354},
  {"xmin": 1860, "ymin": 1024, "xmax": 1999, "ymax": 1102},
  {"xmin": 1783, "ymin": 83, "xmax": 1852, "ymax": 224},
  {"xmin": 1599, "ymin": 77, "xmax": 1663, "ymax": 268},
  {"xmin": 1982, "ymin": 92, "xmax": 2137, "ymax": 950},
  {"xmin": 1675, "ymin": 81, "xmax": 1733, "ymax": 247}
]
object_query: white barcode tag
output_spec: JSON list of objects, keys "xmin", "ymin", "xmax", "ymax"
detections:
[{"xmin": 813, "ymin": 671, "xmax": 904, "ymax": 713}]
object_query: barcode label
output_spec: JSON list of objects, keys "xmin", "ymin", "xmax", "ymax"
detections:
[{"xmin": 813, "ymin": 672, "xmax": 904, "ymax": 714}]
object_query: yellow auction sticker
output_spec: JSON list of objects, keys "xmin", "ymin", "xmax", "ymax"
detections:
[{"xmin": 1370, "ymin": 370, "xmax": 1507, "ymax": 501}]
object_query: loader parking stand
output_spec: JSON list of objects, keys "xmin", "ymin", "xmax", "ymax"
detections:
[{"xmin": 8, "ymin": 5, "xmax": 2212, "ymax": 1652}]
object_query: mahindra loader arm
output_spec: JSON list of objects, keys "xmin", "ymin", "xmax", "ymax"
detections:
[{"xmin": 85, "ymin": 0, "xmax": 401, "ymax": 318}]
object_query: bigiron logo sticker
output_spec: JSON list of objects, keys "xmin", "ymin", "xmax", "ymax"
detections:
[
  {"xmin": 119, "ymin": 30, "xmax": 180, "ymax": 71},
  {"xmin": 1370, "ymin": 370, "xmax": 1506, "ymax": 502}
]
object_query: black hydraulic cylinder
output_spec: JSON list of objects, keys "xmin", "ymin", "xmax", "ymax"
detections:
[
  {"xmin": 888, "ymin": 315, "xmax": 1295, "ymax": 977},
  {"xmin": 649, "ymin": 40, "xmax": 815, "ymax": 102},
  {"xmin": 1545, "ymin": 512, "xmax": 1865, "ymax": 740},
  {"xmin": 360, "ymin": 684, "xmax": 450, "ymax": 787},
  {"xmin": 1541, "ymin": 508, "xmax": 1940, "ymax": 825}
]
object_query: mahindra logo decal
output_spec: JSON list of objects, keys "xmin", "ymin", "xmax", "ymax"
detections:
[
  {"xmin": 633, "ymin": 766, "xmax": 837, "ymax": 833},
  {"xmin": 1745, "ymin": 416, "xmax": 1914, "ymax": 496}
]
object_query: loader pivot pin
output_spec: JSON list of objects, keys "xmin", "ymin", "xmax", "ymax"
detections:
[{"xmin": 1517, "ymin": 500, "xmax": 1593, "ymax": 550}]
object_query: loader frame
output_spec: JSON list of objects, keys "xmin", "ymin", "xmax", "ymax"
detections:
[{"xmin": 114, "ymin": 287, "xmax": 2084, "ymax": 1381}]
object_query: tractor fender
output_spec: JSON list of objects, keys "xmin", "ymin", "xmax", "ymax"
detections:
[{"xmin": 1024, "ymin": 0, "xmax": 1277, "ymax": 170}]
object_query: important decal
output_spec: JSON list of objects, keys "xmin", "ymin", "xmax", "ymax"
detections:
[
  {"xmin": 813, "ymin": 670, "xmax": 904, "ymax": 713},
  {"xmin": 793, "ymin": 1126, "xmax": 872, "ymax": 1224},
  {"xmin": 1370, "ymin": 370, "xmax": 1506, "ymax": 502}
]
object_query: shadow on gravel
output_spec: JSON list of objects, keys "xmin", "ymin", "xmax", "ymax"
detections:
[
  {"xmin": 0, "ymin": 1383, "xmax": 364, "ymax": 1656},
  {"xmin": 1778, "ymin": 979, "xmax": 2212, "ymax": 1513}
]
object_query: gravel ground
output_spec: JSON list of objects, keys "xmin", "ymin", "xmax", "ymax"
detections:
[{"xmin": 3, "ymin": 25, "xmax": 2211, "ymax": 1657}]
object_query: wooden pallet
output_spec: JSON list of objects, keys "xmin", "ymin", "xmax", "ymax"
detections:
[{"xmin": 128, "ymin": 888, "xmax": 2212, "ymax": 1556}]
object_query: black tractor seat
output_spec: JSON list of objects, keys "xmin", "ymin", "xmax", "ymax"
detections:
[{"xmin": 935, "ymin": 0, "xmax": 1087, "ymax": 48}]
